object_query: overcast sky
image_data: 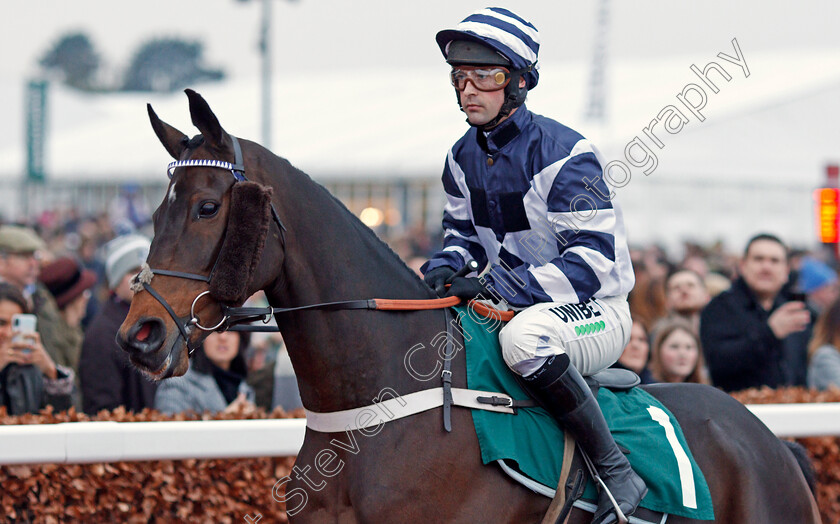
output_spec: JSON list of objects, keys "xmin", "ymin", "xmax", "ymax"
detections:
[{"xmin": 3, "ymin": 0, "xmax": 839, "ymax": 84}]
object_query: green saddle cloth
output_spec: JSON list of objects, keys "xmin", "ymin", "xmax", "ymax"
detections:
[{"xmin": 456, "ymin": 307, "xmax": 714, "ymax": 521}]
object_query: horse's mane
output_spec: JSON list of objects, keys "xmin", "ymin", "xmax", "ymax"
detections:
[
  {"xmin": 282, "ymin": 159, "xmax": 427, "ymax": 288},
  {"xmin": 183, "ymin": 137, "xmax": 430, "ymax": 291}
]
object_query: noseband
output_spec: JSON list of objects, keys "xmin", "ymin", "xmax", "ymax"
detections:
[{"xmin": 137, "ymin": 135, "xmax": 286, "ymax": 352}]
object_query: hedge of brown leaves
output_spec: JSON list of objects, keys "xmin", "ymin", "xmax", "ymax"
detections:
[
  {"xmin": 731, "ymin": 386, "xmax": 840, "ymax": 524},
  {"xmin": 0, "ymin": 405, "xmax": 304, "ymax": 523},
  {"xmin": 1, "ymin": 389, "xmax": 839, "ymax": 523}
]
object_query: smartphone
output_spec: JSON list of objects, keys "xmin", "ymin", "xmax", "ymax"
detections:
[
  {"xmin": 789, "ymin": 292, "xmax": 807, "ymax": 303},
  {"xmin": 11, "ymin": 314, "xmax": 37, "ymax": 353}
]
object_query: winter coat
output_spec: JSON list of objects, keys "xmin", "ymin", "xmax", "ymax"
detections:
[
  {"xmin": 79, "ymin": 296, "xmax": 158, "ymax": 415},
  {"xmin": 807, "ymin": 344, "xmax": 840, "ymax": 391},
  {"xmin": 0, "ymin": 363, "xmax": 74, "ymax": 415},
  {"xmin": 700, "ymin": 277, "xmax": 812, "ymax": 392},
  {"xmin": 154, "ymin": 365, "xmax": 255, "ymax": 415}
]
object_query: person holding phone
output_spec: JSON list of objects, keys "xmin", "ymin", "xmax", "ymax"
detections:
[
  {"xmin": 0, "ymin": 282, "xmax": 74, "ymax": 415},
  {"xmin": 700, "ymin": 234, "xmax": 814, "ymax": 392}
]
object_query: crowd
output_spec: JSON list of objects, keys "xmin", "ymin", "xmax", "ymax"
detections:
[
  {"xmin": 3, "ymin": 196, "xmax": 840, "ymax": 419},
  {"xmin": 0, "ymin": 201, "xmax": 302, "ymax": 417},
  {"xmin": 615, "ymin": 234, "xmax": 840, "ymax": 392}
]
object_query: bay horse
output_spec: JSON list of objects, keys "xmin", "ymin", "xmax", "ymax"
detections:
[{"xmin": 117, "ymin": 90, "xmax": 820, "ymax": 523}]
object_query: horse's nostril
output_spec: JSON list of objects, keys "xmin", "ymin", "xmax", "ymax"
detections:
[
  {"xmin": 136, "ymin": 322, "xmax": 152, "ymax": 342},
  {"xmin": 127, "ymin": 318, "xmax": 166, "ymax": 354}
]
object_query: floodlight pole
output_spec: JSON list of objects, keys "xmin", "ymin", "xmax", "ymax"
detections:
[{"xmin": 260, "ymin": 0, "xmax": 273, "ymax": 149}]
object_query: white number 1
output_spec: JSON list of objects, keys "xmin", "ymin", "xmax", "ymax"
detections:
[{"xmin": 647, "ymin": 406, "xmax": 697, "ymax": 509}]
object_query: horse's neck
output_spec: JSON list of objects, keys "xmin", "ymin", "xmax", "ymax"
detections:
[{"xmin": 266, "ymin": 170, "xmax": 447, "ymax": 412}]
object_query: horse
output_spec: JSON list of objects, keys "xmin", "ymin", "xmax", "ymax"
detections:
[{"xmin": 117, "ymin": 89, "xmax": 820, "ymax": 523}]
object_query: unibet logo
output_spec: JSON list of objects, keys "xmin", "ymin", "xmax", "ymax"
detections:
[{"xmin": 574, "ymin": 320, "xmax": 606, "ymax": 336}]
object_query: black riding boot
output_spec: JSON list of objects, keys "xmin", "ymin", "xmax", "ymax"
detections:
[{"xmin": 522, "ymin": 354, "xmax": 648, "ymax": 524}]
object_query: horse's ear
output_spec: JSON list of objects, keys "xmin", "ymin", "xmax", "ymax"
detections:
[
  {"xmin": 148, "ymin": 104, "xmax": 188, "ymax": 160},
  {"xmin": 185, "ymin": 89, "xmax": 226, "ymax": 149}
]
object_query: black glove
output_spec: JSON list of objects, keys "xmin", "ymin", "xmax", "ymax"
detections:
[
  {"xmin": 424, "ymin": 266, "xmax": 456, "ymax": 296},
  {"xmin": 445, "ymin": 277, "xmax": 488, "ymax": 301}
]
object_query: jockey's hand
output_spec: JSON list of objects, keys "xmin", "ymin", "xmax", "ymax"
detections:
[
  {"xmin": 424, "ymin": 266, "xmax": 456, "ymax": 297},
  {"xmin": 445, "ymin": 277, "xmax": 488, "ymax": 301}
]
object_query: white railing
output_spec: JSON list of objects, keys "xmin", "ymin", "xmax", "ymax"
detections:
[
  {"xmin": 0, "ymin": 403, "xmax": 837, "ymax": 465},
  {"xmin": 0, "ymin": 419, "xmax": 306, "ymax": 465}
]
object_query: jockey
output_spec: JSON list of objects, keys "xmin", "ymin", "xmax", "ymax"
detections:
[{"xmin": 422, "ymin": 8, "xmax": 647, "ymax": 524}]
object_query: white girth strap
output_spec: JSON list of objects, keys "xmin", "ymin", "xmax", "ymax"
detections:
[{"xmin": 304, "ymin": 387, "xmax": 517, "ymax": 433}]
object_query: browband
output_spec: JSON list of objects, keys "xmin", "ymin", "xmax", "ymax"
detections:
[{"xmin": 166, "ymin": 135, "xmax": 246, "ymax": 182}]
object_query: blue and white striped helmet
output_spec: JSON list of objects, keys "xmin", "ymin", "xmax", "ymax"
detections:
[{"xmin": 436, "ymin": 7, "xmax": 540, "ymax": 90}]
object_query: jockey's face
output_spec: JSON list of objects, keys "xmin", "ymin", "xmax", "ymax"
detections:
[{"xmin": 458, "ymin": 75, "xmax": 526, "ymax": 126}]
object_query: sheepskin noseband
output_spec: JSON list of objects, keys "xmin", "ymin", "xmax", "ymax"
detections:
[{"xmin": 209, "ymin": 181, "xmax": 273, "ymax": 304}]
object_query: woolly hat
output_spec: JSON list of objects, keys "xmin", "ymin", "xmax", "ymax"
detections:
[
  {"xmin": 104, "ymin": 234, "xmax": 151, "ymax": 290},
  {"xmin": 797, "ymin": 257, "xmax": 838, "ymax": 294}
]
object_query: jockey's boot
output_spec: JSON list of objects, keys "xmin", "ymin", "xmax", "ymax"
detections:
[{"xmin": 522, "ymin": 354, "xmax": 648, "ymax": 524}]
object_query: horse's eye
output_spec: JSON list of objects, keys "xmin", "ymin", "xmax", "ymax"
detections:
[{"xmin": 198, "ymin": 201, "xmax": 219, "ymax": 218}]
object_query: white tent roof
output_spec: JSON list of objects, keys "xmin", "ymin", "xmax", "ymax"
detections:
[{"xmin": 1, "ymin": 49, "xmax": 839, "ymax": 185}]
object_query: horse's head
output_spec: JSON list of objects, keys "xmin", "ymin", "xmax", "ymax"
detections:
[{"xmin": 117, "ymin": 89, "xmax": 280, "ymax": 379}]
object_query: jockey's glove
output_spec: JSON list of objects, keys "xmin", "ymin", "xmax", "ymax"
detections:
[
  {"xmin": 424, "ymin": 266, "xmax": 456, "ymax": 297},
  {"xmin": 445, "ymin": 277, "xmax": 489, "ymax": 301}
]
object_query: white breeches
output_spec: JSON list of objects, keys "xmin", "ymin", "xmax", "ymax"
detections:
[{"xmin": 499, "ymin": 295, "xmax": 633, "ymax": 377}]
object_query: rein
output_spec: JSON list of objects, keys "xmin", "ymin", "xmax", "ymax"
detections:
[{"xmin": 222, "ymin": 297, "xmax": 514, "ymax": 332}]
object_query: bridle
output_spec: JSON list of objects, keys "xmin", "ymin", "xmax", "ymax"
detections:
[
  {"xmin": 137, "ymin": 134, "xmax": 512, "ymax": 355},
  {"xmin": 138, "ymin": 135, "xmax": 287, "ymax": 352},
  {"xmin": 137, "ymin": 133, "xmax": 517, "ymax": 433}
]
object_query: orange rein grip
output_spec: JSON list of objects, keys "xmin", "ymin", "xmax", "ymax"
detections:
[
  {"xmin": 373, "ymin": 297, "xmax": 514, "ymax": 322},
  {"xmin": 374, "ymin": 297, "xmax": 461, "ymax": 310},
  {"xmin": 468, "ymin": 300, "xmax": 515, "ymax": 322}
]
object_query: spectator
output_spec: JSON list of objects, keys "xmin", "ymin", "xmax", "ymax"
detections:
[
  {"xmin": 79, "ymin": 234, "xmax": 156, "ymax": 414},
  {"xmin": 628, "ymin": 256, "xmax": 668, "ymax": 330},
  {"xmin": 700, "ymin": 234, "xmax": 813, "ymax": 392},
  {"xmin": 155, "ymin": 331, "xmax": 256, "ymax": 415},
  {"xmin": 806, "ymin": 297, "xmax": 840, "ymax": 390},
  {"xmin": 796, "ymin": 256, "xmax": 840, "ymax": 314},
  {"xmin": 650, "ymin": 318, "xmax": 708, "ymax": 384},
  {"xmin": 651, "ymin": 269, "xmax": 710, "ymax": 338},
  {"xmin": 0, "ymin": 225, "xmax": 47, "ymax": 304},
  {"xmin": 0, "ymin": 282, "xmax": 74, "ymax": 414},
  {"xmin": 36, "ymin": 257, "xmax": 97, "ymax": 375},
  {"xmin": 610, "ymin": 320, "xmax": 656, "ymax": 384}
]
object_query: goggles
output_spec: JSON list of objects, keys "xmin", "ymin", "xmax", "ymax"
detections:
[{"xmin": 450, "ymin": 66, "xmax": 511, "ymax": 92}]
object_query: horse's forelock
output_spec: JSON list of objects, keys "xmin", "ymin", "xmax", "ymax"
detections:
[{"xmin": 183, "ymin": 135, "xmax": 205, "ymax": 150}]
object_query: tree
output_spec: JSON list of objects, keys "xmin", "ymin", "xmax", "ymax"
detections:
[
  {"xmin": 122, "ymin": 38, "xmax": 225, "ymax": 92},
  {"xmin": 39, "ymin": 32, "xmax": 100, "ymax": 90}
]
